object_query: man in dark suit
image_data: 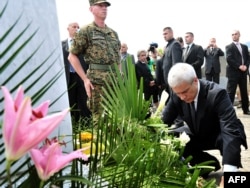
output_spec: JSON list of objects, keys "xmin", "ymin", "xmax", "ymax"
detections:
[
  {"xmin": 162, "ymin": 27, "xmax": 183, "ymax": 94},
  {"xmin": 160, "ymin": 27, "xmax": 183, "ymax": 127},
  {"xmin": 225, "ymin": 30, "xmax": 250, "ymax": 115},
  {"xmin": 120, "ymin": 43, "xmax": 135, "ymax": 75},
  {"xmin": 62, "ymin": 22, "xmax": 91, "ymax": 123},
  {"xmin": 204, "ymin": 38, "xmax": 224, "ymax": 84},
  {"xmin": 162, "ymin": 63, "xmax": 247, "ymax": 179},
  {"xmin": 183, "ymin": 32, "xmax": 204, "ymax": 78}
]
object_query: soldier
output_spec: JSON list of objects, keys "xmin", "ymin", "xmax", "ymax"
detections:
[{"xmin": 68, "ymin": 0, "xmax": 121, "ymax": 117}]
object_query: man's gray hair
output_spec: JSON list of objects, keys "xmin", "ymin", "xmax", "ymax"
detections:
[{"xmin": 168, "ymin": 63, "xmax": 196, "ymax": 88}]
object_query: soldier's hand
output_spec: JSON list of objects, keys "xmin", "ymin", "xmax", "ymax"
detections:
[{"xmin": 84, "ymin": 78, "xmax": 94, "ymax": 98}]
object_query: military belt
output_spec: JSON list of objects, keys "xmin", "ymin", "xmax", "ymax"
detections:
[{"xmin": 89, "ymin": 64, "xmax": 116, "ymax": 71}]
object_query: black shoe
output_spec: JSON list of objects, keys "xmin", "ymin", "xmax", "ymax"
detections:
[
  {"xmin": 243, "ymin": 111, "xmax": 250, "ymax": 115},
  {"xmin": 237, "ymin": 101, "xmax": 242, "ymax": 108}
]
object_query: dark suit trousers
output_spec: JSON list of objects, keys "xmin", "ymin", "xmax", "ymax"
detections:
[
  {"xmin": 68, "ymin": 72, "xmax": 91, "ymax": 122},
  {"xmin": 227, "ymin": 72, "xmax": 249, "ymax": 112},
  {"xmin": 144, "ymin": 85, "xmax": 159, "ymax": 103},
  {"xmin": 183, "ymin": 136, "xmax": 221, "ymax": 172},
  {"xmin": 205, "ymin": 68, "xmax": 220, "ymax": 84}
]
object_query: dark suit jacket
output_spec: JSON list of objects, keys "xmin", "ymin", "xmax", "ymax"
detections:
[
  {"xmin": 121, "ymin": 53, "xmax": 135, "ymax": 75},
  {"xmin": 155, "ymin": 58, "xmax": 165, "ymax": 88},
  {"xmin": 162, "ymin": 80, "xmax": 247, "ymax": 167},
  {"xmin": 182, "ymin": 44, "xmax": 204, "ymax": 78},
  {"xmin": 225, "ymin": 42, "xmax": 250, "ymax": 78},
  {"xmin": 204, "ymin": 48, "xmax": 224, "ymax": 74},
  {"xmin": 135, "ymin": 61, "xmax": 155, "ymax": 93},
  {"xmin": 162, "ymin": 39, "xmax": 183, "ymax": 85},
  {"xmin": 61, "ymin": 39, "xmax": 89, "ymax": 86}
]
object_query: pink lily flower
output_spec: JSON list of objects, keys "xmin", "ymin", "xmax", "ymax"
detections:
[
  {"xmin": 1, "ymin": 86, "xmax": 69, "ymax": 161},
  {"xmin": 30, "ymin": 138, "xmax": 89, "ymax": 181}
]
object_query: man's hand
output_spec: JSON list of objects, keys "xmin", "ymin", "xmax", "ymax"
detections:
[
  {"xmin": 219, "ymin": 176, "xmax": 224, "ymax": 188},
  {"xmin": 84, "ymin": 78, "xmax": 94, "ymax": 98},
  {"xmin": 239, "ymin": 65, "xmax": 247, "ymax": 72}
]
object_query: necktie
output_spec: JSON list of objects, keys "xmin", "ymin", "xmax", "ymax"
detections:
[
  {"xmin": 236, "ymin": 42, "xmax": 242, "ymax": 54},
  {"xmin": 189, "ymin": 101, "xmax": 197, "ymax": 133},
  {"xmin": 210, "ymin": 47, "xmax": 214, "ymax": 55},
  {"xmin": 190, "ymin": 102, "xmax": 196, "ymax": 124},
  {"xmin": 185, "ymin": 45, "xmax": 190, "ymax": 56},
  {"xmin": 236, "ymin": 42, "xmax": 244, "ymax": 64}
]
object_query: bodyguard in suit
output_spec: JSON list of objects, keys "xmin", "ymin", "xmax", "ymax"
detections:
[
  {"xmin": 183, "ymin": 32, "xmax": 204, "ymax": 78},
  {"xmin": 62, "ymin": 22, "xmax": 91, "ymax": 122},
  {"xmin": 162, "ymin": 27, "xmax": 183, "ymax": 94},
  {"xmin": 162, "ymin": 63, "xmax": 247, "ymax": 178},
  {"xmin": 204, "ymin": 38, "xmax": 224, "ymax": 84},
  {"xmin": 225, "ymin": 30, "xmax": 250, "ymax": 115},
  {"xmin": 161, "ymin": 27, "xmax": 184, "ymax": 127}
]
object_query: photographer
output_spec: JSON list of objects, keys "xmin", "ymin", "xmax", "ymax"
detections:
[
  {"xmin": 147, "ymin": 43, "xmax": 158, "ymax": 72},
  {"xmin": 148, "ymin": 42, "xmax": 158, "ymax": 54}
]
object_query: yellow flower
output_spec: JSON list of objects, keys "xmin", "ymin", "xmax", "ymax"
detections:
[{"xmin": 80, "ymin": 131, "xmax": 93, "ymax": 142}]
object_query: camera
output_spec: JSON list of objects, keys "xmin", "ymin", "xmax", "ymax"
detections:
[{"xmin": 148, "ymin": 42, "xmax": 158, "ymax": 53}]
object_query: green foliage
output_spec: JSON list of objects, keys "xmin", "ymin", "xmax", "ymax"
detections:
[
  {"xmin": 84, "ymin": 61, "xmax": 217, "ymax": 187},
  {"xmin": 101, "ymin": 58, "xmax": 151, "ymax": 122}
]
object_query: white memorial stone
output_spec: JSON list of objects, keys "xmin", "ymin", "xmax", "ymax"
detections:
[{"xmin": 0, "ymin": 0, "xmax": 73, "ymax": 186}]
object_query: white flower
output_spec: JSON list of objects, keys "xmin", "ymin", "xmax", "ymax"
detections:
[
  {"xmin": 152, "ymin": 90, "xmax": 169, "ymax": 117},
  {"xmin": 160, "ymin": 139, "xmax": 171, "ymax": 145},
  {"xmin": 179, "ymin": 131, "xmax": 190, "ymax": 146}
]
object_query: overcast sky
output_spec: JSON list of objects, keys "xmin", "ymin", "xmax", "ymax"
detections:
[{"xmin": 55, "ymin": 0, "xmax": 250, "ymax": 57}]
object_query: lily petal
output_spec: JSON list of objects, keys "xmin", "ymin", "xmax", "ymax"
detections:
[
  {"xmin": 2, "ymin": 86, "xmax": 17, "ymax": 142},
  {"xmin": 31, "ymin": 101, "xmax": 50, "ymax": 120},
  {"xmin": 7, "ymin": 108, "xmax": 69, "ymax": 161},
  {"xmin": 1, "ymin": 86, "xmax": 69, "ymax": 161},
  {"xmin": 30, "ymin": 142, "xmax": 88, "ymax": 181},
  {"xmin": 14, "ymin": 86, "xmax": 24, "ymax": 109}
]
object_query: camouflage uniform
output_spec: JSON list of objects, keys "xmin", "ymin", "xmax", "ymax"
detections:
[
  {"xmin": 89, "ymin": 0, "xmax": 111, "ymax": 6},
  {"xmin": 70, "ymin": 22, "xmax": 121, "ymax": 116}
]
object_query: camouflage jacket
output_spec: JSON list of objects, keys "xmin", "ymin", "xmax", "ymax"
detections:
[{"xmin": 70, "ymin": 22, "xmax": 121, "ymax": 65}]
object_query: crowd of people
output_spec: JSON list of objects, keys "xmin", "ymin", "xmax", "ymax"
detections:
[{"xmin": 61, "ymin": 0, "xmax": 249, "ymax": 186}]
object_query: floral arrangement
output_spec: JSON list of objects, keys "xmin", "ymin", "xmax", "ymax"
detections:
[
  {"xmin": 1, "ymin": 86, "xmax": 90, "ymax": 188},
  {"xmin": 77, "ymin": 62, "xmax": 218, "ymax": 188}
]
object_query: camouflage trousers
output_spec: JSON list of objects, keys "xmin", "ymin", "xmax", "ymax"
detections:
[
  {"xmin": 88, "ymin": 83, "xmax": 105, "ymax": 116},
  {"xmin": 87, "ymin": 69, "xmax": 115, "ymax": 117}
]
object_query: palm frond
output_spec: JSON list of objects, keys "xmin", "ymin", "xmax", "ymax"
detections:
[{"xmin": 101, "ymin": 60, "xmax": 151, "ymax": 121}]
